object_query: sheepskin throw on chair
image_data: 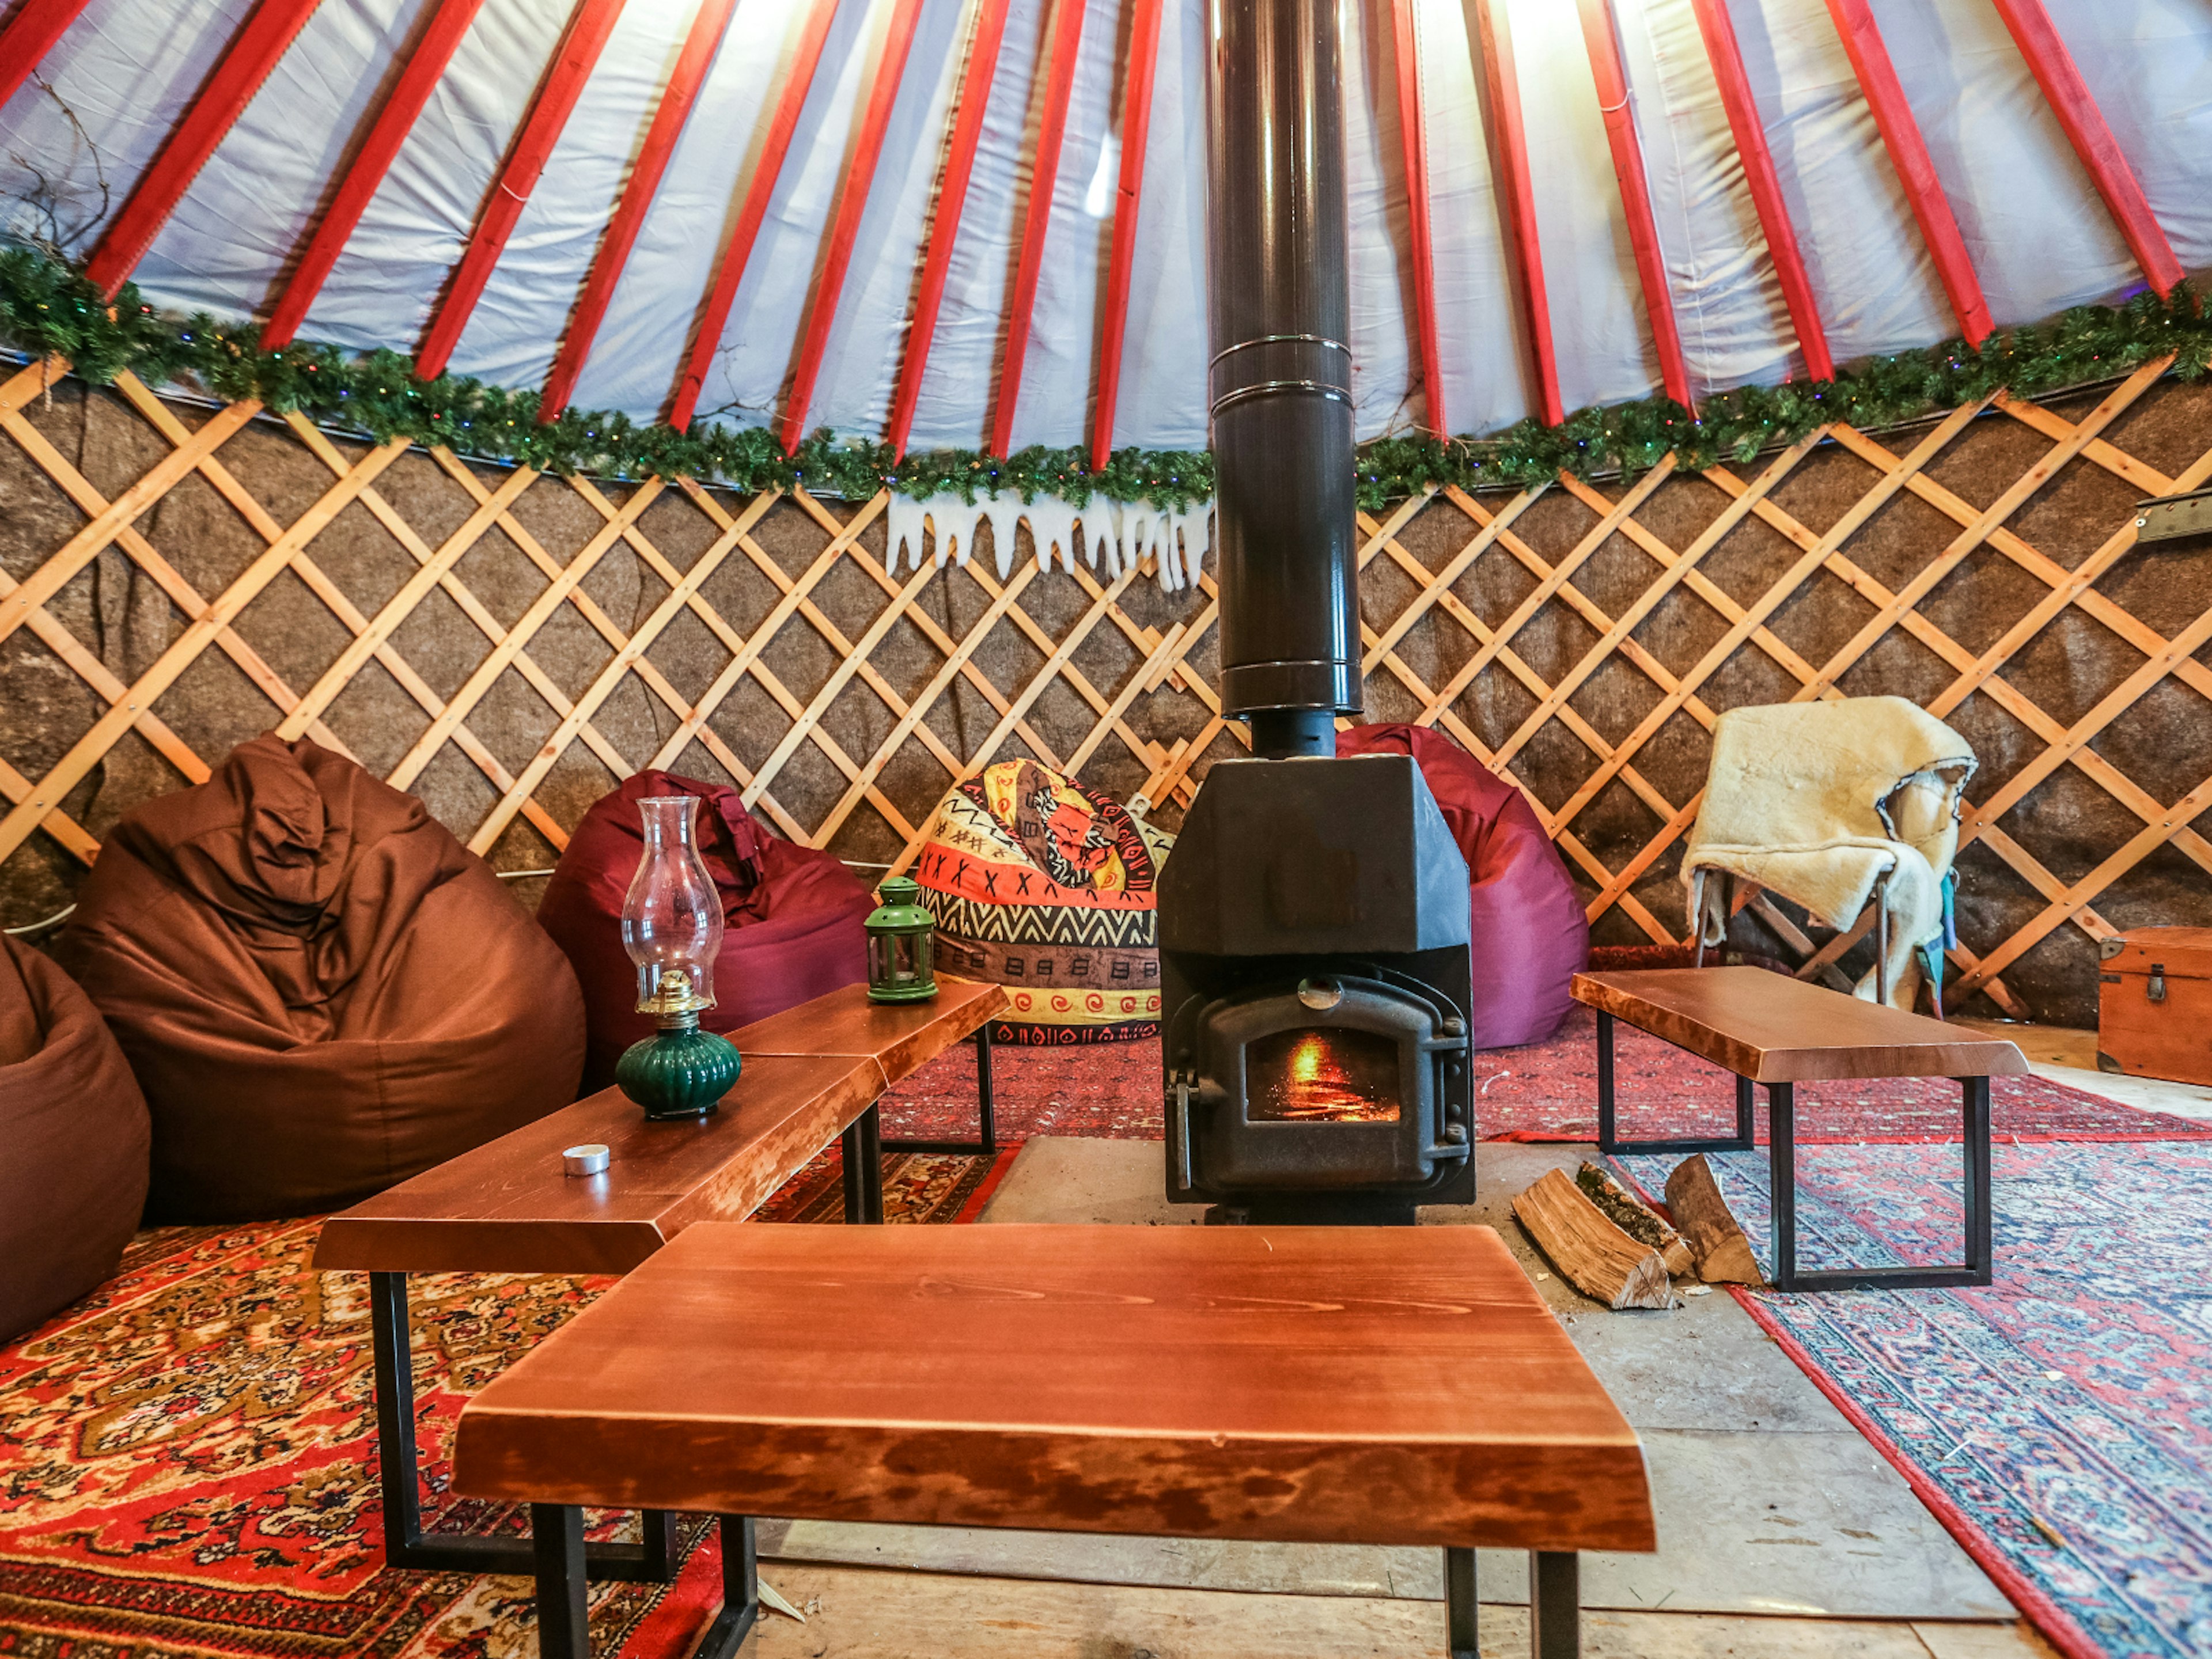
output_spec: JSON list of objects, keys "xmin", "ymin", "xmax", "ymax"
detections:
[{"xmin": 1682, "ymin": 698, "xmax": 1975, "ymax": 1010}]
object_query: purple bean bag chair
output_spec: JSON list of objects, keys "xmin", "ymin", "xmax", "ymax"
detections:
[
  {"xmin": 1338, "ymin": 724, "xmax": 1587, "ymax": 1048},
  {"xmin": 536, "ymin": 772, "xmax": 875, "ymax": 1092}
]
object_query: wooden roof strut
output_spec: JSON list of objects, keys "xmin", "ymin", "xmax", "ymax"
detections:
[
  {"xmin": 263, "ymin": 0, "xmax": 487, "ymax": 348},
  {"xmin": 1575, "ymin": 0, "xmax": 1691, "ymax": 408},
  {"xmin": 988, "ymin": 0, "xmax": 1090, "ymax": 457},
  {"xmin": 1469, "ymin": 0, "xmax": 1561, "ymax": 426},
  {"xmin": 82, "ymin": 0, "xmax": 325, "ymax": 296},
  {"xmin": 1388, "ymin": 0, "xmax": 1445, "ymax": 435},
  {"xmin": 1088, "ymin": 0, "xmax": 1166, "ymax": 470},
  {"xmin": 1986, "ymin": 0, "xmax": 2181, "ymax": 298},
  {"xmin": 414, "ymin": 0, "xmax": 629, "ymax": 381},
  {"xmin": 1821, "ymin": 0, "xmax": 1991, "ymax": 345},
  {"xmin": 777, "ymin": 0, "xmax": 929, "ymax": 454},
  {"xmin": 667, "ymin": 0, "xmax": 842, "ymax": 432},
  {"xmin": 885, "ymin": 0, "xmax": 1015, "ymax": 461},
  {"xmin": 540, "ymin": 0, "xmax": 741, "ymax": 420},
  {"xmin": 1687, "ymin": 0, "xmax": 1834, "ymax": 381}
]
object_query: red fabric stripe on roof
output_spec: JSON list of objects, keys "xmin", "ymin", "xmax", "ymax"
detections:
[
  {"xmin": 1688, "ymin": 0, "xmax": 1834, "ymax": 381},
  {"xmin": 0, "ymin": 0, "xmax": 94, "ymax": 116},
  {"xmin": 1087, "ymin": 0, "xmax": 1165, "ymax": 471},
  {"xmin": 1470, "ymin": 0, "xmax": 1562, "ymax": 427},
  {"xmin": 83, "ymin": 0, "xmax": 324, "ymax": 296},
  {"xmin": 887, "ymin": 0, "xmax": 1014, "ymax": 461},
  {"xmin": 777, "ymin": 0, "xmax": 928, "ymax": 454},
  {"xmin": 1822, "ymin": 0, "xmax": 1991, "ymax": 346},
  {"xmin": 1988, "ymin": 0, "xmax": 2181, "ymax": 298},
  {"xmin": 1390, "ymin": 0, "xmax": 1446, "ymax": 434},
  {"xmin": 987, "ymin": 0, "xmax": 1089, "ymax": 457},
  {"xmin": 1576, "ymin": 0, "xmax": 1691, "ymax": 408},
  {"xmin": 414, "ymin": 0, "xmax": 628, "ymax": 382},
  {"xmin": 263, "ymin": 0, "xmax": 486, "ymax": 349},
  {"xmin": 540, "ymin": 0, "xmax": 740, "ymax": 420},
  {"xmin": 667, "ymin": 0, "xmax": 840, "ymax": 432}
]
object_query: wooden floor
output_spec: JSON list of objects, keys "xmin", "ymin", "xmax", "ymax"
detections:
[{"xmin": 743, "ymin": 1563, "xmax": 2061, "ymax": 1657}]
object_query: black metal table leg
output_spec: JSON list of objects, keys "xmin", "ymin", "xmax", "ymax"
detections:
[
  {"xmin": 532, "ymin": 1503, "xmax": 589, "ymax": 1659},
  {"xmin": 1594, "ymin": 1010, "xmax": 1760, "ymax": 1156},
  {"xmin": 881, "ymin": 1021, "xmax": 1002, "ymax": 1154},
  {"xmin": 1530, "ymin": 1552, "xmax": 1579, "ymax": 1659},
  {"xmin": 842, "ymin": 1104, "xmax": 887, "ymax": 1224},
  {"xmin": 1444, "ymin": 1546, "xmax": 1478, "ymax": 1659},
  {"xmin": 369, "ymin": 1271, "xmax": 678, "ymax": 1579},
  {"xmin": 688, "ymin": 1516, "xmax": 760, "ymax": 1659},
  {"xmin": 1769, "ymin": 1081, "xmax": 1800, "ymax": 1290},
  {"xmin": 1963, "ymin": 1074, "xmax": 1993, "ymax": 1281}
]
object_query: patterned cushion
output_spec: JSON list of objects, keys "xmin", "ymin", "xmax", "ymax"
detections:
[{"xmin": 913, "ymin": 760, "xmax": 1173, "ymax": 1044}]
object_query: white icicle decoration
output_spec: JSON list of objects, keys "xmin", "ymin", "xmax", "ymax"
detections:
[{"xmin": 881, "ymin": 490, "xmax": 1211, "ymax": 591}]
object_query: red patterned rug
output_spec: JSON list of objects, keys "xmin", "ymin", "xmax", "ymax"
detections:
[
  {"xmin": 0, "ymin": 1147, "xmax": 1010, "ymax": 1658},
  {"xmin": 879, "ymin": 1006, "xmax": 2211, "ymax": 1145}
]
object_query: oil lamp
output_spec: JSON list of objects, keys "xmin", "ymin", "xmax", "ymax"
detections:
[
  {"xmin": 614, "ymin": 795, "xmax": 741, "ymax": 1119},
  {"xmin": 863, "ymin": 876, "xmax": 938, "ymax": 1003}
]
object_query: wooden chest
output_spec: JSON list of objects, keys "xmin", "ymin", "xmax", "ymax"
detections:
[{"xmin": 2098, "ymin": 928, "xmax": 2212, "ymax": 1087}]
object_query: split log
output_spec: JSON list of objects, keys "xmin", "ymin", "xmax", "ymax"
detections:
[
  {"xmin": 1576, "ymin": 1161, "xmax": 1695, "ymax": 1277},
  {"xmin": 1513, "ymin": 1168, "xmax": 1675, "ymax": 1310},
  {"xmin": 1664, "ymin": 1155, "xmax": 1764, "ymax": 1286}
]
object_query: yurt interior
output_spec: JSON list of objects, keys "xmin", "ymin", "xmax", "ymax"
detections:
[{"xmin": 2, "ymin": 0, "xmax": 2210, "ymax": 1654}]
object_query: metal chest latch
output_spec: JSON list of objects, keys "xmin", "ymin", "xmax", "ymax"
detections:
[{"xmin": 2149, "ymin": 964, "xmax": 2167, "ymax": 1004}]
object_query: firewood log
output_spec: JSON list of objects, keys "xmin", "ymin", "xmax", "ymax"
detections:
[
  {"xmin": 1576, "ymin": 1161, "xmax": 1695, "ymax": 1277},
  {"xmin": 1664, "ymin": 1154, "xmax": 1764, "ymax": 1285},
  {"xmin": 1512, "ymin": 1169, "xmax": 1675, "ymax": 1310}
]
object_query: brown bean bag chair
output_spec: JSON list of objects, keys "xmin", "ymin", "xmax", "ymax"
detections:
[
  {"xmin": 536, "ymin": 772, "xmax": 874, "ymax": 1092},
  {"xmin": 59, "ymin": 736, "xmax": 585, "ymax": 1224},
  {"xmin": 0, "ymin": 936, "xmax": 150, "ymax": 1340}
]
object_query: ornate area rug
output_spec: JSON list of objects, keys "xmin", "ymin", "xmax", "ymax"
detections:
[
  {"xmin": 0, "ymin": 1147, "xmax": 1005, "ymax": 1658},
  {"xmin": 881, "ymin": 1006, "xmax": 2211, "ymax": 1145},
  {"xmin": 1618, "ymin": 1140, "xmax": 2212, "ymax": 1659}
]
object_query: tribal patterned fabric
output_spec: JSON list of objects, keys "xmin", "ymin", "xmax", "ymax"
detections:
[
  {"xmin": 1618, "ymin": 1140, "xmax": 2212, "ymax": 1659},
  {"xmin": 914, "ymin": 761, "xmax": 1173, "ymax": 1046}
]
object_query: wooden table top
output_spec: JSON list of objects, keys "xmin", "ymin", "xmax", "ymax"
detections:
[
  {"xmin": 312, "ymin": 978, "xmax": 1005, "ymax": 1277},
  {"xmin": 452, "ymin": 1223, "xmax": 1656, "ymax": 1554},
  {"xmin": 729, "ymin": 976, "xmax": 1006, "ymax": 1084},
  {"xmin": 1573, "ymin": 967, "xmax": 2028, "ymax": 1083}
]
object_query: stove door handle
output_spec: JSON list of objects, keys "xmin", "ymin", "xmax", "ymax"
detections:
[{"xmin": 1169, "ymin": 1075, "xmax": 1196, "ymax": 1191}]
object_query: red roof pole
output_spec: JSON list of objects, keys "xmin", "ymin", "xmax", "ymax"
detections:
[
  {"xmin": 82, "ymin": 0, "xmax": 326, "ymax": 295},
  {"xmin": 885, "ymin": 0, "xmax": 1014, "ymax": 462},
  {"xmin": 776, "ymin": 0, "xmax": 927, "ymax": 454},
  {"xmin": 1469, "ymin": 0, "xmax": 1561, "ymax": 426},
  {"xmin": 539, "ymin": 0, "xmax": 740, "ymax": 420},
  {"xmin": 413, "ymin": 0, "xmax": 629, "ymax": 382},
  {"xmin": 263, "ymin": 0, "xmax": 487, "ymax": 348},
  {"xmin": 1687, "ymin": 0, "xmax": 1834, "ymax": 380},
  {"xmin": 1388, "ymin": 0, "xmax": 1445, "ymax": 435},
  {"xmin": 1822, "ymin": 0, "xmax": 1992, "ymax": 345},
  {"xmin": 1987, "ymin": 0, "xmax": 2181, "ymax": 297},
  {"xmin": 667, "ymin": 0, "xmax": 841, "ymax": 432},
  {"xmin": 0, "ymin": 0, "xmax": 94, "ymax": 116},
  {"xmin": 986, "ymin": 0, "xmax": 1089, "ymax": 457},
  {"xmin": 1575, "ymin": 0, "xmax": 1691, "ymax": 408},
  {"xmin": 1087, "ymin": 0, "xmax": 1165, "ymax": 471}
]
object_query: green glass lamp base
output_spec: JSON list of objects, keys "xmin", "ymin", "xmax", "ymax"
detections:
[
  {"xmin": 616, "ymin": 1024, "xmax": 742, "ymax": 1120},
  {"xmin": 867, "ymin": 980, "xmax": 940, "ymax": 1005}
]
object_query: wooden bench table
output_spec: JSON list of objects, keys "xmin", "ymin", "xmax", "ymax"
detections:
[
  {"xmin": 1574, "ymin": 967, "xmax": 2027, "ymax": 1293},
  {"xmin": 452, "ymin": 1222, "xmax": 1655, "ymax": 1659},
  {"xmin": 312, "ymin": 976, "xmax": 1005, "ymax": 1581}
]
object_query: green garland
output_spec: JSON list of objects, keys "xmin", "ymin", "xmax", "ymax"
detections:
[{"xmin": 2, "ymin": 244, "xmax": 2204, "ymax": 512}]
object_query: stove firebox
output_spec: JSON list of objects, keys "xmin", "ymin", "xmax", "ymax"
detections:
[{"xmin": 1161, "ymin": 752, "xmax": 1474, "ymax": 1224}]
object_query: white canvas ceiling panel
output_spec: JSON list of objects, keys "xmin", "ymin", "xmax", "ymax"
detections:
[{"xmin": 1340, "ymin": 0, "xmax": 1414, "ymax": 440}]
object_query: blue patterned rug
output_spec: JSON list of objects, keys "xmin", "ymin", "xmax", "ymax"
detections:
[{"xmin": 1618, "ymin": 1141, "xmax": 2212, "ymax": 1659}]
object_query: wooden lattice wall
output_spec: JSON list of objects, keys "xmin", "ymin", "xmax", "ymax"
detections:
[{"xmin": 4, "ymin": 355, "xmax": 2210, "ymax": 1027}]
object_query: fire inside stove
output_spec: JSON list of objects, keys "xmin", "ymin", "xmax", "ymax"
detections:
[{"xmin": 1248, "ymin": 1027, "xmax": 1400, "ymax": 1123}]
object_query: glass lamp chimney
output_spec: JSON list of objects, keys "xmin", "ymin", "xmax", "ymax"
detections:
[{"xmin": 620, "ymin": 795, "xmax": 724, "ymax": 1025}]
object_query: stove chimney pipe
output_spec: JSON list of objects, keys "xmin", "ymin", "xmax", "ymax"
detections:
[{"xmin": 1207, "ymin": 0, "xmax": 1361, "ymax": 759}]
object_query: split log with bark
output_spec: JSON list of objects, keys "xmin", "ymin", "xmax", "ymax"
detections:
[
  {"xmin": 1513, "ymin": 1168, "xmax": 1676, "ymax": 1310},
  {"xmin": 1664, "ymin": 1154, "xmax": 1764, "ymax": 1285}
]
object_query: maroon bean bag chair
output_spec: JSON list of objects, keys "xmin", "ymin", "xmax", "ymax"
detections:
[
  {"xmin": 536, "ymin": 772, "xmax": 875, "ymax": 1092},
  {"xmin": 0, "ymin": 936, "xmax": 150, "ymax": 1340},
  {"xmin": 60, "ymin": 735, "xmax": 586, "ymax": 1224},
  {"xmin": 1337, "ymin": 724, "xmax": 1587, "ymax": 1048}
]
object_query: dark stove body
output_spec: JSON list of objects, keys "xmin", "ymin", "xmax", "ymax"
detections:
[{"xmin": 1161, "ymin": 752, "xmax": 1475, "ymax": 1224}]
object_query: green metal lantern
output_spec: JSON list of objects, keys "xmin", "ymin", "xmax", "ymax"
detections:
[{"xmin": 865, "ymin": 877, "xmax": 938, "ymax": 1003}]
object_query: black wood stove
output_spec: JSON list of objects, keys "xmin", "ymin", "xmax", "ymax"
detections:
[{"xmin": 1161, "ymin": 0, "xmax": 1475, "ymax": 1224}]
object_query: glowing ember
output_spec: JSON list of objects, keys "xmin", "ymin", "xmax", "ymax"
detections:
[{"xmin": 1251, "ymin": 1027, "xmax": 1399, "ymax": 1123}]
